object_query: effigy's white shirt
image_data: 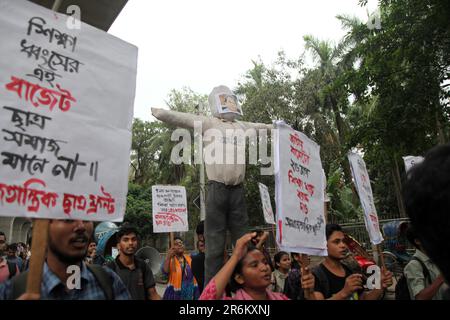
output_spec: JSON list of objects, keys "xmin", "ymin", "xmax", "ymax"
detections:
[{"xmin": 152, "ymin": 108, "xmax": 272, "ymax": 185}]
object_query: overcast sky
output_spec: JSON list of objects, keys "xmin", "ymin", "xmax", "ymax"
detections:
[{"xmin": 109, "ymin": 0, "xmax": 378, "ymax": 122}]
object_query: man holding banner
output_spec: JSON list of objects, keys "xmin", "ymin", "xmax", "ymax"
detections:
[
  {"xmin": 0, "ymin": 219, "xmax": 130, "ymax": 300},
  {"xmin": 312, "ymin": 224, "xmax": 392, "ymax": 300},
  {"xmin": 0, "ymin": 0, "xmax": 137, "ymax": 299}
]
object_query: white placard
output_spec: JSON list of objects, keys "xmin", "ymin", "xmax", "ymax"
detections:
[
  {"xmin": 348, "ymin": 152, "xmax": 383, "ymax": 245},
  {"xmin": 0, "ymin": 0, "xmax": 137, "ymax": 221},
  {"xmin": 258, "ymin": 182, "xmax": 275, "ymax": 225},
  {"xmin": 274, "ymin": 121, "xmax": 327, "ymax": 255},
  {"xmin": 402, "ymin": 155, "xmax": 424, "ymax": 173},
  {"xmin": 152, "ymin": 185, "xmax": 188, "ymax": 233}
]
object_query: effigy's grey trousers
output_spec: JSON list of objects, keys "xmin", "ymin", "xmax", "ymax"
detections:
[{"xmin": 204, "ymin": 180, "xmax": 249, "ymax": 285}]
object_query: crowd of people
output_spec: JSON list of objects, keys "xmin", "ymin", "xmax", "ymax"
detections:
[{"xmin": 1, "ymin": 143, "xmax": 450, "ymax": 300}]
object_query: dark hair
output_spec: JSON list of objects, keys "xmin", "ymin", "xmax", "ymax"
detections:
[
  {"xmin": 326, "ymin": 224, "xmax": 343, "ymax": 240},
  {"xmin": 251, "ymin": 229, "xmax": 264, "ymax": 236},
  {"xmin": 116, "ymin": 224, "xmax": 139, "ymax": 242},
  {"xmin": 196, "ymin": 221, "xmax": 204, "ymax": 235},
  {"xmin": 290, "ymin": 253, "xmax": 301, "ymax": 269},
  {"xmin": 0, "ymin": 231, "xmax": 5, "ymax": 237},
  {"xmin": 7, "ymin": 243, "xmax": 17, "ymax": 251},
  {"xmin": 406, "ymin": 226, "xmax": 420, "ymax": 250},
  {"xmin": 403, "ymin": 143, "xmax": 450, "ymax": 282},
  {"xmin": 174, "ymin": 236, "xmax": 183, "ymax": 242},
  {"xmin": 229, "ymin": 244, "xmax": 260, "ymax": 291},
  {"xmin": 273, "ymin": 251, "xmax": 289, "ymax": 269}
]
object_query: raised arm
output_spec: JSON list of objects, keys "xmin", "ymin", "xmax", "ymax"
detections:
[
  {"xmin": 206, "ymin": 232, "xmax": 257, "ymax": 299},
  {"xmin": 151, "ymin": 107, "xmax": 208, "ymax": 129},
  {"xmin": 241, "ymin": 120, "xmax": 274, "ymax": 131}
]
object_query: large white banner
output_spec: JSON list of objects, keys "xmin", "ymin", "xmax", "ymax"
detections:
[
  {"xmin": 258, "ymin": 182, "xmax": 275, "ymax": 225},
  {"xmin": 152, "ymin": 185, "xmax": 188, "ymax": 233},
  {"xmin": 0, "ymin": 0, "xmax": 137, "ymax": 221},
  {"xmin": 402, "ymin": 155, "xmax": 424, "ymax": 173},
  {"xmin": 348, "ymin": 152, "xmax": 383, "ymax": 245},
  {"xmin": 274, "ymin": 121, "xmax": 327, "ymax": 255}
]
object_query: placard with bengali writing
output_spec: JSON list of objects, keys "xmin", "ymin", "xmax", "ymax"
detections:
[
  {"xmin": 0, "ymin": 0, "xmax": 137, "ymax": 221},
  {"xmin": 152, "ymin": 186, "xmax": 188, "ymax": 233},
  {"xmin": 348, "ymin": 152, "xmax": 383, "ymax": 245},
  {"xmin": 274, "ymin": 121, "xmax": 327, "ymax": 255}
]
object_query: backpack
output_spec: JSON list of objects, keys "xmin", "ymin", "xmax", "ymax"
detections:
[
  {"xmin": 10, "ymin": 264, "xmax": 114, "ymax": 300},
  {"xmin": 395, "ymin": 257, "xmax": 431, "ymax": 300},
  {"xmin": 7, "ymin": 261, "xmax": 17, "ymax": 280}
]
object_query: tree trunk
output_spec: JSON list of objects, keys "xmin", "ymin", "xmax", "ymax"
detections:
[
  {"xmin": 329, "ymin": 95, "xmax": 357, "ymax": 200},
  {"xmin": 436, "ymin": 111, "xmax": 446, "ymax": 144},
  {"xmin": 391, "ymin": 156, "xmax": 406, "ymax": 218}
]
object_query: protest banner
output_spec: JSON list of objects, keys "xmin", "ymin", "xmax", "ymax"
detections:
[
  {"xmin": 152, "ymin": 185, "xmax": 189, "ymax": 233},
  {"xmin": 258, "ymin": 182, "xmax": 276, "ymax": 225},
  {"xmin": 274, "ymin": 121, "xmax": 327, "ymax": 255},
  {"xmin": 0, "ymin": 0, "xmax": 137, "ymax": 222},
  {"xmin": 348, "ymin": 152, "xmax": 384, "ymax": 245},
  {"xmin": 402, "ymin": 155, "xmax": 424, "ymax": 173},
  {"xmin": 0, "ymin": 0, "xmax": 137, "ymax": 296}
]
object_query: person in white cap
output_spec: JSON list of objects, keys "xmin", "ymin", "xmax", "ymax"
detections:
[{"xmin": 152, "ymin": 85, "xmax": 273, "ymax": 284}]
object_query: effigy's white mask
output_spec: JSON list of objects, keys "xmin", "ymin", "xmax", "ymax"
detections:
[{"xmin": 208, "ymin": 85, "xmax": 243, "ymax": 122}]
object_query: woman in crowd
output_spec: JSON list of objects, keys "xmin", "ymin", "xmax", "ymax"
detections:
[
  {"xmin": 271, "ymin": 251, "xmax": 291, "ymax": 293},
  {"xmin": 200, "ymin": 233, "xmax": 314, "ymax": 300}
]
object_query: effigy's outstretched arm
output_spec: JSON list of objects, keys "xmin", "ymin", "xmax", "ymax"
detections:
[
  {"xmin": 241, "ymin": 120, "xmax": 274, "ymax": 131},
  {"xmin": 151, "ymin": 107, "xmax": 208, "ymax": 129}
]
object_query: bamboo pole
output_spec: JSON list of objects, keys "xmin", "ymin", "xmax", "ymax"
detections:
[
  {"xmin": 300, "ymin": 254, "xmax": 313, "ymax": 300},
  {"xmin": 25, "ymin": 219, "xmax": 49, "ymax": 297}
]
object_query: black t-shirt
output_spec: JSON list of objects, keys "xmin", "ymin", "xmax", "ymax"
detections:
[
  {"xmin": 313, "ymin": 263, "xmax": 361, "ymax": 299},
  {"xmin": 191, "ymin": 252, "xmax": 205, "ymax": 293},
  {"xmin": 107, "ymin": 256, "xmax": 155, "ymax": 300}
]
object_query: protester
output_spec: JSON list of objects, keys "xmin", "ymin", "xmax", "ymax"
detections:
[
  {"xmin": 196, "ymin": 221, "xmax": 205, "ymax": 242},
  {"xmin": 200, "ymin": 233, "xmax": 314, "ymax": 300},
  {"xmin": 312, "ymin": 224, "xmax": 393, "ymax": 300},
  {"xmin": 403, "ymin": 226, "xmax": 448, "ymax": 300},
  {"xmin": 106, "ymin": 225, "xmax": 160, "ymax": 300},
  {"xmin": 85, "ymin": 240, "xmax": 106, "ymax": 266},
  {"xmin": 271, "ymin": 251, "xmax": 290, "ymax": 293},
  {"xmin": 0, "ymin": 219, "xmax": 130, "ymax": 300},
  {"xmin": 403, "ymin": 143, "xmax": 450, "ymax": 284},
  {"xmin": 6, "ymin": 243, "xmax": 24, "ymax": 272},
  {"xmin": 191, "ymin": 239, "xmax": 206, "ymax": 294},
  {"xmin": 0, "ymin": 232, "xmax": 6, "ymax": 253},
  {"xmin": 161, "ymin": 237, "xmax": 199, "ymax": 300},
  {"xmin": 283, "ymin": 252, "xmax": 314, "ymax": 300},
  {"xmin": 251, "ymin": 230, "xmax": 274, "ymax": 271},
  {"xmin": 191, "ymin": 239, "xmax": 205, "ymax": 258},
  {"xmin": 17, "ymin": 243, "xmax": 28, "ymax": 262},
  {"xmin": 0, "ymin": 242, "xmax": 20, "ymax": 284}
]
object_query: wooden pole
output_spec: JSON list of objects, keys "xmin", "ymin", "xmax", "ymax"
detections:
[
  {"xmin": 169, "ymin": 232, "xmax": 175, "ymax": 272},
  {"xmin": 51, "ymin": 0, "xmax": 63, "ymax": 11},
  {"xmin": 300, "ymin": 254, "xmax": 313, "ymax": 300},
  {"xmin": 271, "ymin": 224, "xmax": 278, "ymax": 251},
  {"xmin": 376, "ymin": 244, "xmax": 386, "ymax": 269},
  {"xmin": 169, "ymin": 232, "xmax": 174, "ymax": 247},
  {"xmin": 26, "ymin": 219, "xmax": 49, "ymax": 296}
]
